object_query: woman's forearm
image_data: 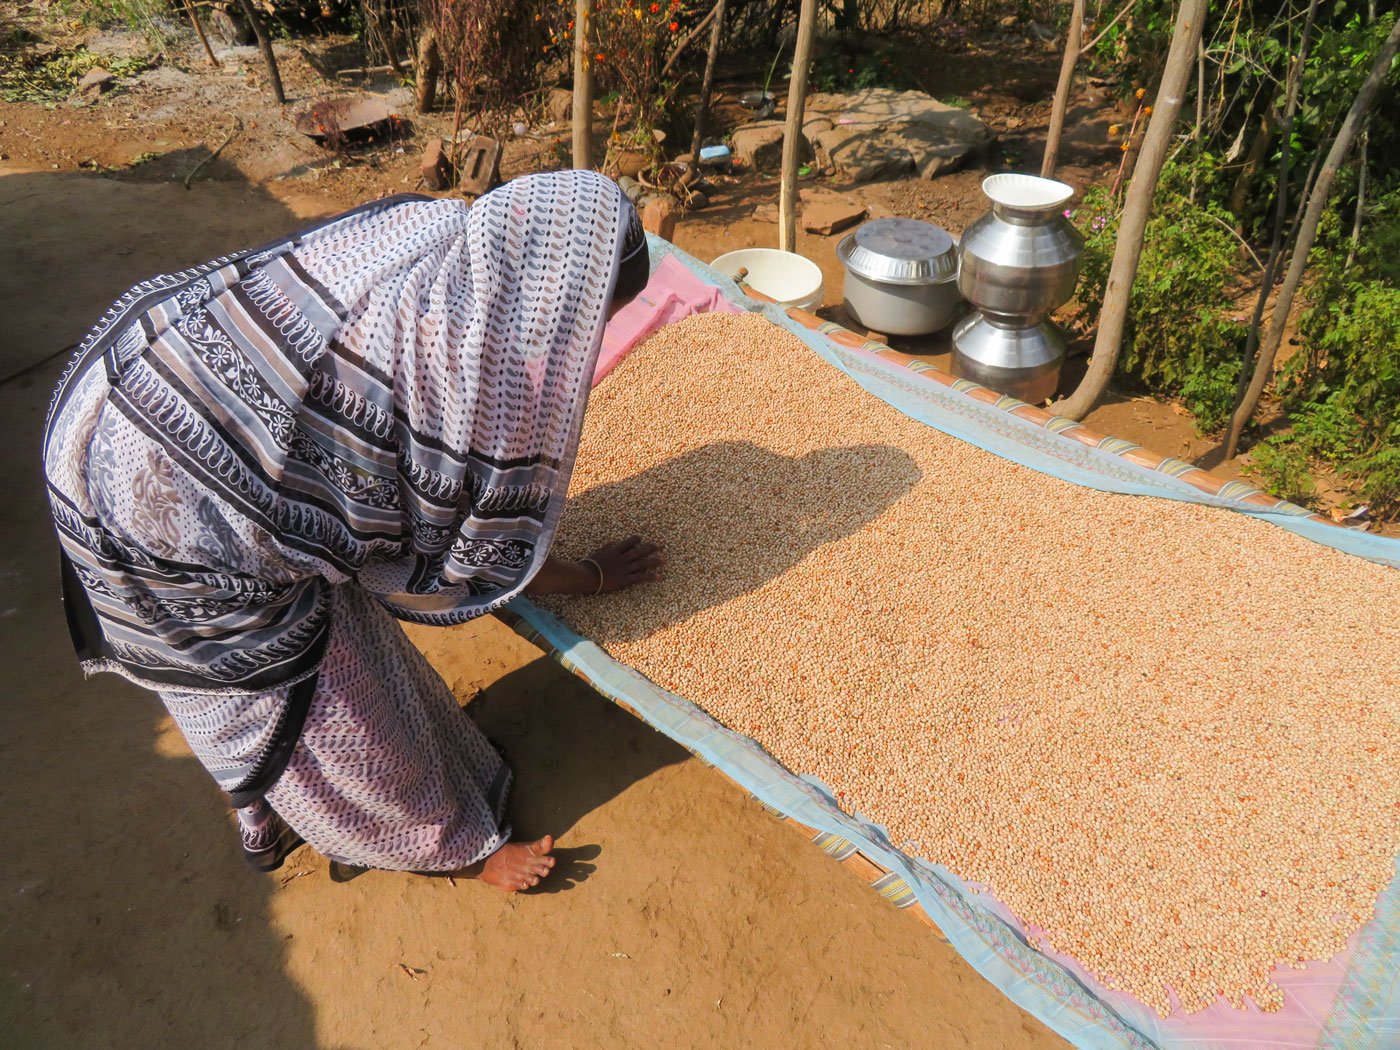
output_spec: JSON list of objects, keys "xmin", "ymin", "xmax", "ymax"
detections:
[{"xmin": 524, "ymin": 554, "xmax": 600, "ymax": 596}]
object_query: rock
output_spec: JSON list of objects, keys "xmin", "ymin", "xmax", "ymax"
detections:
[
  {"xmin": 77, "ymin": 68, "xmax": 115, "ymax": 97},
  {"xmin": 617, "ymin": 175, "xmax": 644, "ymax": 203},
  {"xmin": 457, "ymin": 135, "xmax": 502, "ymax": 195},
  {"xmin": 546, "ymin": 87, "xmax": 573, "ymax": 124},
  {"xmin": 685, "ymin": 190, "xmax": 709, "ymax": 210},
  {"xmin": 730, "ymin": 120, "xmax": 808, "ymax": 171},
  {"xmin": 209, "ymin": 7, "xmax": 256, "ymax": 46},
  {"xmin": 802, "ymin": 116, "xmax": 835, "ymax": 138},
  {"xmin": 752, "ymin": 190, "xmax": 866, "ymax": 234},
  {"xmin": 640, "ymin": 195, "xmax": 680, "ymax": 241},
  {"xmin": 806, "ymin": 88, "xmax": 995, "ymax": 184},
  {"xmin": 800, "ymin": 190, "xmax": 866, "ymax": 236},
  {"xmin": 419, "ymin": 138, "xmax": 452, "ymax": 191}
]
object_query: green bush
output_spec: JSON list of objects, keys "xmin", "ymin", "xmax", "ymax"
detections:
[
  {"xmin": 808, "ymin": 46, "xmax": 909, "ymax": 93},
  {"xmin": 1246, "ymin": 437, "xmax": 1317, "ymax": 506},
  {"xmin": 1070, "ymin": 164, "xmax": 1249, "ymax": 434},
  {"xmin": 1268, "ymin": 191, "xmax": 1400, "ymax": 515}
]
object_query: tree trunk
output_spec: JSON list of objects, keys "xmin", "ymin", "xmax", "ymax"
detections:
[
  {"xmin": 572, "ymin": 0, "xmax": 594, "ymax": 169},
  {"xmin": 1051, "ymin": 0, "xmax": 1207, "ymax": 421},
  {"xmin": 778, "ymin": 0, "xmax": 817, "ymax": 253},
  {"xmin": 1223, "ymin": 16, "xmax": 1400, "ymax": 458},
  {"xmin": 415, "ymin": 27, "xmax": 440, "ymax": 114},
  {"xmin": 236, "ymin": 0, "xmax": 284, "ymax": 104},
  {"xmin": 1227, "ymin": 107, "xmax": 1276, "ymax": 219},
  {"xmin": 1189, "ymin": 35, "xmax": 1203, "ymax": 202},
  {"xmin": 689, "ymin": 0, "xmax": 728, "ymax": 163},
  {"xmin": 1041, "ymin": 0, "xmax": 1085, "ymax": 179},
  {"xmin": 1226, "ymin": 0, "xmax": 1319, "ymax": 442}
]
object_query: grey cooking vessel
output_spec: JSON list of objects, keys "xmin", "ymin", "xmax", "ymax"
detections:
[{"xmin": 837, "ymin": 218, "xmax": 962, "ymax": 336}]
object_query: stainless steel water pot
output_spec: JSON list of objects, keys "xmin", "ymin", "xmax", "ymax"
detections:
[
  {"xmin": 957, "ymin": 174, "xmax": 1084, "ymax": 323},
  {"xmin": 951, "ymin": 311, "xmax": 1066, "ymax": 405}
]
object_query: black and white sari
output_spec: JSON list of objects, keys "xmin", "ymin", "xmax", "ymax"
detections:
[{"xmin": 44, "ymin": 171, "xmax": 640, "ymax": 869}]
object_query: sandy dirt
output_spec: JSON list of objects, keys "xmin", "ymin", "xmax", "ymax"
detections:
[{"xmin": 0, "ymin": 165, "xmax": 1067, "ymax": 1047}]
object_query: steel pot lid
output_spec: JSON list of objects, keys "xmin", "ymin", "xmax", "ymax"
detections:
[{"xmin": 837, "ymin": 218, "xmax": 958, "ymax": 286}]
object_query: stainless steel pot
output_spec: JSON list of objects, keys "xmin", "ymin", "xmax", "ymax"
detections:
[
  {"xmin": 951, "ymin": 311, "xmax": 1065, "ymax": 405},
  {"xmin": 837, "ymin": 218, "xmax": 962, "ymax": 336},
  {"xmin": 957, "ymin": 174, "xmax": 1084, "ymax": 323}
]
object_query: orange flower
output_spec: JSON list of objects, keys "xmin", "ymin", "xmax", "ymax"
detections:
[
  {"xmin": 567, "ymin": 18, "xmax": 573, "ymax": 27},
  {"xmin": 649, "ymin": 2, "xmax": 659, "ymax": 10},
  {"xmin": 595, "ymin": 51, "xmax": 605, "ymax": 60},
  {"xmin": 669, "ymin": 19, "xmax": 679, "ymax": 30}
]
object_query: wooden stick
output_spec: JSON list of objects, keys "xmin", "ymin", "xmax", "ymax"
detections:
[
  {"xmin": 183, "ymin": 0, "xmax": 220, "ymax": 67},
  {"xmin": 184, "ymin": 117, "xmax": 242, "ymax": 189},
  {"xmin": 1041, "ymin": 0, "xmax": 1084, "ymax": 178},
  {"xmin": 1223, "ymin": 0, "xmax": 1318, "ymax": 440},
  {"xmin": 236, "ymin": 0, "xmax": 285, "ymax": 104},
  {"xmin": 688, "ymin": 0, "xmax": 727, "ymax": 163},
  {"xmin": 572, "ymin": 0, "xmax": 594, "ymax": 169},
  {"xmin": 778, "ymin": 0, "xmax": 816, "ymax": 254}
]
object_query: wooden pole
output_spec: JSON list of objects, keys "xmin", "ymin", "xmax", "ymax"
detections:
[
  {"xmin": 688, "ymin": 0, "xmax": 728, "ymax": 163},
  {"xmin": 572, "ymin": 0, "xmax": 594, "ymax": 169},
  {"xmin": 1041, "ymin": 0, "xmax": 1084, "ymax": 179},
  {"xmin": 778, "ymin": 0, "xmax": 817, "ymax": 253},
  {"xmin": 236, "ymin": 0, "xmax": 285, "ymax": 104},
  {"xmin": 1051, "ymin": 0, "xmax": 1206, "ymax": 421},
  {"xmin": 184, "ymin": 0, "xmax": 220, "ymax": 67}
]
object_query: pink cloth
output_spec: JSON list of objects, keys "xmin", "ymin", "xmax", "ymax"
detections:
[{"xmin": 593, "ymin": 254, "xmax": 744, "ymax": 386}]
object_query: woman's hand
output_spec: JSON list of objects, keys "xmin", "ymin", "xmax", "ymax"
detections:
[
  {"xmin": 582, "ymin": 535, "xmax": 663, "ymax": 594},
  {"xmin": 525, "ymin": 537, "xmax": 663, "ymax": 596}
]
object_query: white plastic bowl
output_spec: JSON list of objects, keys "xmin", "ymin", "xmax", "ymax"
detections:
[
  {"xmin": 711, "ymin": 248, "xmax": 824, "ymax": 310},
  {"xmin": 980, "ymin": 173, "xmax": 1075, "ymax": 213}
]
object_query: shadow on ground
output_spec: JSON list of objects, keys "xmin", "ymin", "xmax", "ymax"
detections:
[
  {"xmin": 557, "ymin": 440, "xmax": 921, "ymax": 643},
  {"xmin": 0, "ymin": 165, "xmax": 327, "ymax": 1048}
]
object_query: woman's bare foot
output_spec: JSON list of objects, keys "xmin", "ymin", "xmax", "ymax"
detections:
[{"xmin": 474, "ymin": 835, "xmax": 556, "ymax": 892}]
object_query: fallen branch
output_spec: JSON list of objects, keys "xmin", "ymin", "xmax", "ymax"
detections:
[{"xmin": 184, "ymin": 117, "xmax": 242, "ymax": 189}]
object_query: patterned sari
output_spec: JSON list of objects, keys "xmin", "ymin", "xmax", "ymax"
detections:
[{"xmin": 44, "ymin": 171, "xmax": 640, "ymax": 870}]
